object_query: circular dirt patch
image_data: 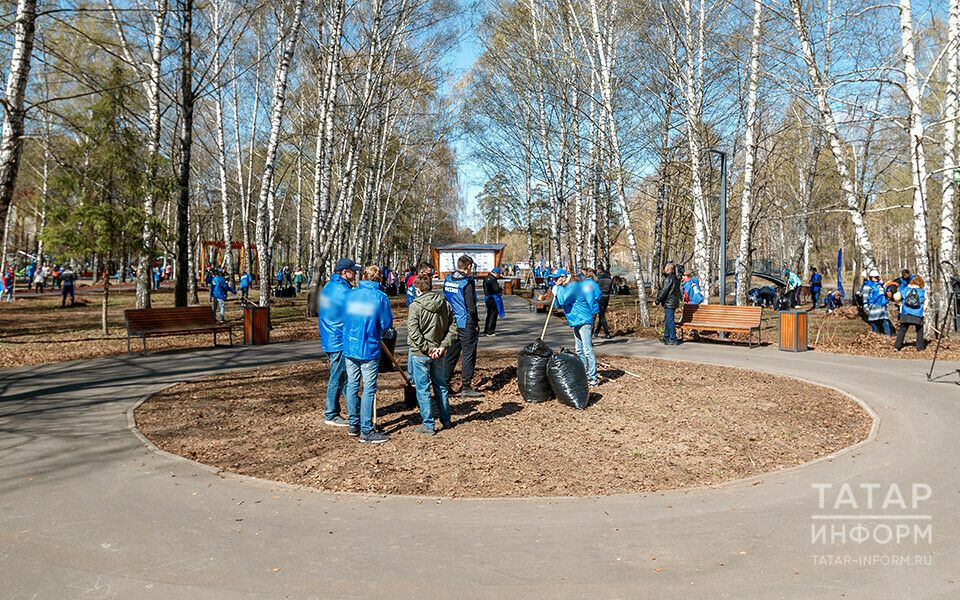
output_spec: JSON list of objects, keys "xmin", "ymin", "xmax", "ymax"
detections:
[{"xmin": 135, "ymin": 351, "xmax": 872, "ymax": 497}]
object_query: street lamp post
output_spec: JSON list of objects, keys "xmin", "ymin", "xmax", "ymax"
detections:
[{"xmin": 708, "ymin": 149, "xmax": 728, "ymax": 306}]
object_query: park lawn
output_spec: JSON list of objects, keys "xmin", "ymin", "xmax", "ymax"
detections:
[{"xmin": 0, "ymin": 285, "xmax": 409, "ymax": 369}]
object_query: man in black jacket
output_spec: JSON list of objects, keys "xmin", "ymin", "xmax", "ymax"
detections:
[
  {"xmin": 655, "ymin": 262, "xmax": 681, "ymax": 345},
  {"xmin": 482, "ymin": 267, "xmax": 503, "ymax": 336},
  {"xmin": 594, "ymin": 264, "xmax": 613, "ymax": 338}
]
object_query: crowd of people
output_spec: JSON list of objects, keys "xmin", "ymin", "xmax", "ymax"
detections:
[
  {"xmin": 318, "ymin": 255, "xmax": 499, "ymax": 444},
  {"xmin": 0, "ymin": 262, "xmax": 78, "ymax": 306},
  {"xmin": 315, "ymin": 254, "xmax": 621, "ymax": 444},
  {"xmin": 859, "ymin": 268, "xmax": 927, "ymax": 351}
]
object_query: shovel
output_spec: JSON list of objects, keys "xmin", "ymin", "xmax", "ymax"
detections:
[
  {"xmin": 380, "ymin": 341, "xmax": 418, "ymax": 407},
  {"xmin": 539, "ymin": 291, "xmax": 559, "ymax": 341}
]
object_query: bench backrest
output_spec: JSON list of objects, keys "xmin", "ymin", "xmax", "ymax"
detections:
[
  {"xmin": 124, "ymin": 306, "xmax": 217, "ymax": 333},
  {"xmin": 681, "ymin": 304, "xmax": 762, "ymax": 327}
]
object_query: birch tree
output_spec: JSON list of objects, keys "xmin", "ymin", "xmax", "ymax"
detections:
[
  {"xmin": 108, "ymin": 0, "xmax": 168, "ymax": 308},
  {"xmin": 733, "ymin": 0, "xmax": 762, "ymax": 306},
  {"xmin": 255, "ymin": 0, "xmax": 306, "ymax": 305},
  {"xmin": 0, "ymin": 0, "xmax": 37, "ymax": 234},
  {"xmin": 938, "ymin": 0, "xmax": 959, "ymax": 321},
  {"xmin": 897, "ymin": 0, "xmax": 931, "ymax": 283},
  {"xmin": 789, "ymin": 0, "xmax": 877, "ymax": 272}
]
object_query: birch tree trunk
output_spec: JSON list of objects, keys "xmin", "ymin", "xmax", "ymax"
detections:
[
  {"xmin": 256, "ymin": 0, "xmax": 306, "ymax": 306},
  {"xmin": 586, "ymin": 0, "xmax": 650, "ymax": 325},
  {"xmin": 683, "ymin": 0, "xmax": 711, "ymax": 300},
  {"xmin": 734, "ymin": 0, "xmax": 762, "ymax": 306},
  {"xmin": 110, "ymin": 0, "xmax": 167, "ymax": 308},
  {"xmin": 310, "ymin": 0, "xmax": 346, "ymax": 280},
  {"xmin": 213, "ymin": 0, "xmax": 234, "ymax": 278},
  {"xmin": 789, "ymin": 0, "xmax": 877, "ymax": 272},
  {"xmin": 937, "ymin": 0, "xmax": 959, "ymax": 330},
  {"xmin": 0, "ymin": 0, "xmax": 36, "ymax": 235},
  {"xmin": 898, "ymin": 0, "xmax": 931, "ymax": 283}
]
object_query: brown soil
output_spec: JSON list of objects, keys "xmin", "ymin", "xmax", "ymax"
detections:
[{"xmin": 135, "ymin": 351, "xmax": 872, "ymax": 498}]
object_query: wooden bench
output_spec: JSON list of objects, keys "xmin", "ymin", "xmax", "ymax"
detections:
[
  {"xmin": 678, "ymin": 304, "xmax": 763, "ymax": 348},
  {"xmin": 124, "ymin": 306, "xmax": 233, "ymax": 354}
]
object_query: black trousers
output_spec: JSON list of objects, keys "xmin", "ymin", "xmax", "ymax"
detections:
[
  {"xmin": 446, "ymin": 324, "xmax": 479, "ymax": 388},
  {"xmin": 483, "ymin": 298, "xmax": 498, "ymax": 334},
  {"xmin": 595, "ymin": 296, "xmax": 610, "ymax": 337},
  {"xmin": 895, "ymin": 320, "xmax": 925, "ymax": 351}
]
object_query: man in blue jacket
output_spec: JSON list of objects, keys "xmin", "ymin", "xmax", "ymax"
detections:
[
  {"xmin": 342, "ymin": 265, "xmax": 394, "ymax": 443},
  {"xmin": 209, "ymin": 270, "xmax": 236, "ymax": 323},
  {"xmin": 809, "ymin": 267, "xmax": 823, "ymax": 309},
  {"xmin": 555, "ymin": 269, "xmax": 602, "ymax": 386},
  {"xmin": 319, "ymin": 258, "xmax": 359, "ymax": 429},
  {"xmin": 238, "ymin": 271, "xmax": 252, "ymax": 301},
  {"xmin": 444, "ymin": 255, "xmax": 482, "ymax": 397}
]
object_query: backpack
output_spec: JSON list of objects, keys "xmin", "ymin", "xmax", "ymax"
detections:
[{"xmin": 904, "ymin": 288, "xmax": 921, "ymax": 310}]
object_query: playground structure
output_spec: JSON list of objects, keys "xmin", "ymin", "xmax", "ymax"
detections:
[{"xmin": 199, "ymin": 241, "xmax": 258, "ymax": 280}]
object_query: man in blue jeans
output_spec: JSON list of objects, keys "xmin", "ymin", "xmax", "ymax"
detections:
[
  {"xmin": 407, "ymin": 273, "xmax": 458, "ymax": 434},
  {"xmin": 655, "ymin": 262, "xmax": 681, "ymax": 345},
  {"xmin": 318, "ymin": 258, "xmax": 359, "ymax": 428},
  {"xmin": 209, "ymin": 269, "xmax": 236, "ymax": 322},
  {"xmin": 554, "ymin": 269, "xmax": 602, "ymax": 386},
  {"xmin": 342, "ymin": 265, "xmax": 394, "ymax": 443}
]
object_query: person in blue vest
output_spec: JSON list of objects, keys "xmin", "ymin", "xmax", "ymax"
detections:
[
  {"xmin": 342, "ymin": 265, "xmax": 394, "ymax": 443},
  {"xmin": 898, "ymin": 269, "xmax": 914, "ymax": 295},
  {"xmin": 808, "ymin": 267, "xmax": 823, "ymax": 309},
  {"xmin": 238, "ymin": 271, "xmax": 252, "ymax": 301},
  {"xmin": 444, "ymin": 255, "xmax": 482, "ymax": 397},
  {"xmin": 861, "ymin": 269, "xmax": 893, "ymax": 335},
  {"xmin": 152, "ymin": 266, "xmax": 162, "ymax": 290},
  {"xmin": 209, "ymin": 269, "xmax": 236, "ymax": 323},
  {"xmin": 318, "ymin": 258, "xmax": 359, "ymax": 429},
  {"xmin": 25, "ymin": 263, "xmax": 35, "ymax": 290},
  {"xmin": 554, "ymin": 269, "xmax": 602, "ymax": 386},
  {"xmin": 681, "ymin": 271, "xmax": 704, "ymax": 305},
  {"xmin": 893, "ymin": 275, "xmax": 926, "ymax": 351},
  {"xmin": 482, "ymin": 267, "xmax": 504, "ymax": 336}
]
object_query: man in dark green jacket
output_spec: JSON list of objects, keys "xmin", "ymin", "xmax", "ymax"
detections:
[{"xmin": 407, "ymin": 274, "xmax": 458, "ymax": 435}]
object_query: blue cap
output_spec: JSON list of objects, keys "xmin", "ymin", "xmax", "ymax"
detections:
[
  {"xmin": 554, "ymin": 269, "xmax": 569, "ymax": 277},
  {"xmin": 334, "ymin": 258, "xmax": 360, "ymax": 273},
  {"xmin": 492, "ymin": 267, "xmax": 501, "ymax": 274}
]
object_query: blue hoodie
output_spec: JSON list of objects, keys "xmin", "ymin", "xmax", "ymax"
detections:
[
  {"xmin": 555, "ymin": 280, "xmax": 600, "ymax": 327},
  {"xmin": 209, "ymin": 275, "xmax": 236, "ymax": 301},
  {"xmin": 342, "ymin": 280, "xmax": 393, "ymax": 361},
  {"xmin": 682, "ymin": 277, "xmax": 704, "ymax": 304},
  {"xmin": 239, "ymin": 273, "xmax": 252, "ymax": 289},
  {"xmin": 318, "ymin": 273, "xmax": 352, "ymax": 353}
]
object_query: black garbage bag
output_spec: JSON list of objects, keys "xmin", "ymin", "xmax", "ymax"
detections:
[
  {"xmin": 547, "ymin": 349, "xmax": 589, "ymax": 410},
  {"xmin": 517, "ymin": 340, "xmax": 554, "ymax": 403}
]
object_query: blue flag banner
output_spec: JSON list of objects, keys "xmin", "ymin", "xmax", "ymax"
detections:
[{"xmin": 837, "ymin": 248, "xmax": 845, "ymax": 299}]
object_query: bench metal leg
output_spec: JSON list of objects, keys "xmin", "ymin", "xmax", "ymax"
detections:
[
  {"xmin": 141, "ymin": 334, "xmax": 147, "ymax": 355},
  {"xmin": 214, "ymin": 331, "xmax": 218, "ymax": 347},
  {"xmin": 127, "ymin": 335, "xmax": 131, "ymax": 354}
]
